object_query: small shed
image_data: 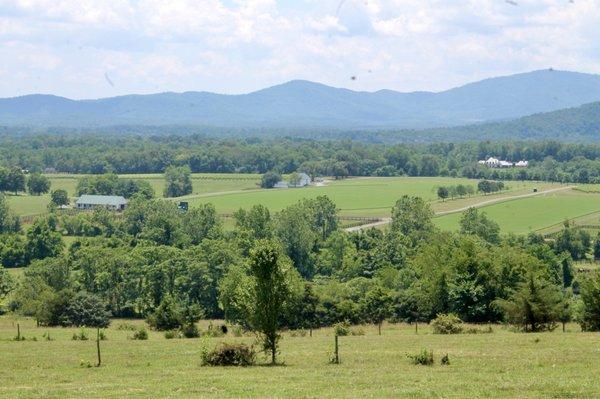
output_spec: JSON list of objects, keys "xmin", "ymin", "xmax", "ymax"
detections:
[{"xmin": 76, "ymin": 195, "xmax": 127, "ymax": 211}]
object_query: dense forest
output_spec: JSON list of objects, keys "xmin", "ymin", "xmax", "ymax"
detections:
[{"xmin": 1, "ymin": 134, "xmax": 600, "ymax": 183}]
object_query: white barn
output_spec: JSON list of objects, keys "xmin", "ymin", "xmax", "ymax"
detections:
[{"xmin": 76, "ymin": 195, "xmax": 127, "ymax": 211}]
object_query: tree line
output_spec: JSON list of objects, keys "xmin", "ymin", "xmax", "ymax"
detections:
[
  {"xmin": 1, "ymin": 192, "xmax": 600, "ymax": 347},
  {"xmin": 2, "ymin": 135, "xmax": 600, "ymax": 183}
]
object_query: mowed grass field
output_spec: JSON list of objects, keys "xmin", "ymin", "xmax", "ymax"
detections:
[
  {"xmin": 5, "ymin": 173, "xmax": 262, "ymax": 216},
  {"xmin": 1, "ymin": 316, "xmax": 599, "ymax": 398},
  {"xmin": 434, "ymin": 190, "xmax": 600, "ymax": 234},
  {"xmin": 186, "ymin": 177, "xmax": 546, "ymax": 218},
  {"xmin": 5, "ymin": 174, "xmax": 600, "ymax": 234}
]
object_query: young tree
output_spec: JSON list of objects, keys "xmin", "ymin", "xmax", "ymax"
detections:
[
  {"xmin": 260, "ymin": 171, "xmax": 281, "ymax": 189},
  {"xmin": 496, "ymin": 274, "xmax": 562, "ymax": 332},
  {"xmin": 579, "ymin": 271, "xmax": 600, "ymax": 332},
  {"xmin": 594, "ymin": 233, "xmax": 600, "ymax": 261},
  {"xmin": 247, "ymin": 240, "xmax": 291, "ymax": 364},
  {"xmin": 50, "ymin": 189, "xmax": 69, "ymax": 207},
  {"xmin": 299, "ymin": 283, "xmax": 319, "ymax": 336},
  {"xmin": 233, "ymin": 204, "xmax": 272, "ymax": 239},
  {"xmin": 437, "ymin": 186, "xmax": 449, "ymax": 202},
  {"xmin": 163, "ymin": 166, "xmax": 193, "ymax": 197},
  {"xmin": 361, "ymin": 285, "xmax": 393, "ymax": 335},
  {"xmin": 27, "ymin": 173, "xmax": 51, "ymax": 195},
  {"xmin": 288, "ymin": 172, "xmax": 301, "ymax": 187}
]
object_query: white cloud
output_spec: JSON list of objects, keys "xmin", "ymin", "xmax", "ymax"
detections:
[{"xmin": 0, "ymin": 0, "xmax": 599, "ymax": 98}]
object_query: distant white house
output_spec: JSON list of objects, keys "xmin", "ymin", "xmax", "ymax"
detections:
[
  {"xmin": 274, "ymin": 172, "xmax": 312, "ymax": 189},
  {"xmin": 479, "ymin": 157, "xmax": 528, "ymax": 169},
  {"xmin": 76, "ymin": 195, "xmax": 127, "ymax": 211},
  {"xmin": 515, "ymin": 160, "xmax": 529, "ymax": 168}
]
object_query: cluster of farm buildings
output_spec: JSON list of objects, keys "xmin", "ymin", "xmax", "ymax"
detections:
[{"xmin": 478, "ymin": 157, "xmax": 529, "ymax": 168}]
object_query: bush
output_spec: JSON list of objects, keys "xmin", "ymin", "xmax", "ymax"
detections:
[
  {"xmin": 203, "ymin": 323, "xmax": 226, "ymax": 338},
  {"xmin": 441, "ymin": 354, "xmax": 450, "ymax": 365},
  {"xmin": 116, "ymin": 322, "xmax": 137, "ymax": 331},
  {"xmin": 182, "ymin": 323, "xmax": 200, "ymax": 338},
  {"xmin": 146, "ymin": 295, "xmax": 183, "ymax": 331},
  {"xmin": 408, "ymin": 349, "xmax": 434, "ymax": 366},
  {"xmin": 464, "ymin": 325, "xmax": 494, "ymax": 334},
  {"xmin": 131, "ymin": 327, "xmax": 148, "ymax": 340},
  {"xmin": 164, "ymin": 330, "xmax": 181, "ymax": 339},
  {"xmin": 201, "ymin": 343, "xmax": 256, "ymax": 367},
  {"xmin": 431, "ymin": 314, "xmax": 464, "ymax": 334}
]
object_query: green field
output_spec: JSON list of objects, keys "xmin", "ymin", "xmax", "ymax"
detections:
[
  {"xmin": 6, "ymin": 174, "xmax": 600, "ymax": 234},
  {"xmin": 1, "ymin": 317, "xmax": 599, "ymax": 398},
  {"xmin": 185, "ymin": 177, "xmax": 544, "ymax": 217},
  {"xmin": 5, "ymin": 173, "xmax": 262, "ymax": 217},
  {"xmin": 434, "ymin": 190, "xmax": 600, "ymax": 234}
]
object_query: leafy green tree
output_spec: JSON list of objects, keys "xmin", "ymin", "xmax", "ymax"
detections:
[
  {"xmin": 361, "ymin": 285, "xmax": 393, "ymax": 335},
  {"xmin": 183, "ymin": 204, "xmax": 221, "ymax": 245},
  {"xmin": 307, "ymin": 196, "xmax": 338, "ymax": 241},
  {"xmin": 0, "ymin": 195, "xmax": 20, "ymax": 234},
  {"xmin": 26, "ymin": 217, "xmax": 64, "ymax": 261},
  {"xmin": 390, "ymin": 195, "xmax": 434, "ymax": 242},
  {"xmin": 594, "ymin": 233, "xmax": 600, "ymax": 261},
  {"xmin": 496, "ymin": 273, "xmax": 562, "ymax": 332},
  {"xmin": 164, "ymin": 166, "xmax": 193, "ymax": 197},
  {"xmin": 260, "ymin": 171, "xmax": 281, "ymax": 189},
  {"xmin": 579, "ymin": 271, "xmax": 600, "ymax": 332},
  {"xmin": 0, "ymin": 267, "xmax": 14, "ymax": 301},
  {"xmin": 275, "ymin": 202, "xmax": 318, "ymax": 278},
  {"xmin": 64, "ymin": 291, "xmax": 111, "ymax": 328},
  {"xmin": 147, "ymin": 294, "xmax": 185, "ymax": 330},
  {"xmin": 2, "ymin": 167, "xmax": 26, "ymax": 195},
  {"xmin": 50, "ymin": 189, "xmax": 69, "ymax": 207},
  {"xmin": 247, "ymin": 240, "xmax": 292, "ymax": 364},
  {"xmin": 459, "ymin": 208, "xmax": 501, "ymax": 244},
  {"xmin": 27, "ymin": 173, "xmax": 50, "ymax": 195},
  {"xmin": 437, "ymin": 186, "xmax": 449, "ymax": 201},
  {"xmin": 233, "ymin": 204, "xmax": 272, "ymax": 239}
]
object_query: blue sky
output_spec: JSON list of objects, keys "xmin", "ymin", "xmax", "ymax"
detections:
[{"xmin": 1, "ymin": 0, "xmax": 599, "ymax": 99}]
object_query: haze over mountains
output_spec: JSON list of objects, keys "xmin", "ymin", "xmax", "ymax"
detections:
[{"xmin": 2, "ymin": 69, "xmax": 600, "ymax": 132}]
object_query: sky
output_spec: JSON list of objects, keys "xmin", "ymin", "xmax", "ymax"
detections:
[{"xmin": 1, "ymin": 0, "xmax": 600, "ymax": 99}]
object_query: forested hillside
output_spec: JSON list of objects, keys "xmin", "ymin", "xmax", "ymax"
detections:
[{"xmin": 2, "ymin": 70, "xmax": 600, "ymax": 130}]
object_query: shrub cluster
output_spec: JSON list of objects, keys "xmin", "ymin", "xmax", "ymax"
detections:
[
  {"xmin": 431, "ymin": 314, "xmax": 464, "ymax": 334},
  {"xmin": 201, "ymin": 343, "xmax": 256, "ymax": 367}
]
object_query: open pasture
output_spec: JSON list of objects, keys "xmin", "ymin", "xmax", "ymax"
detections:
[
  {"xmin": 186, "ymin": 177, "xmax": 543, "ymax": 218},
  {"xmin": 5, "ymin": 173, "xmax": 262, "ymax": 216},
  {"xmin": 434, "ymin": 190, "xmax": 600, "ymax": 234},
  {"xmin": 1, "ymin": 317, "xmax": 599, "ymax": 398}
]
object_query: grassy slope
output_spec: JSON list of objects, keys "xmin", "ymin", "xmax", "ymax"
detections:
[
  {"xmin": 0, "ymin": 317, "xmax": 598, "ymax": 398},
  {"xmin": 434, "ymin": 190, "xmax": 600, "ymax": 234}
]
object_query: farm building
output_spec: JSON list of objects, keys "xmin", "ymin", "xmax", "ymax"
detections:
[
  {"xmin": 76, "ymin": 195, "xmax": 127, "ymax": 211},
  {"xmin": 274, "ymin": 172, "xmax": 312, "ymax": 188}
]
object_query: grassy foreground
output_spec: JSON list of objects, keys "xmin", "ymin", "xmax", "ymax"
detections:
[{"xmin": 1, "ymin": 317, "xmax": 599, "ymax": 398}]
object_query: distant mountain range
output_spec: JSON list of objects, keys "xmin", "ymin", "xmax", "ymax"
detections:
[{"xmin": 3, "ymin": 69, "xmax": 600, "ymax": 130}]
